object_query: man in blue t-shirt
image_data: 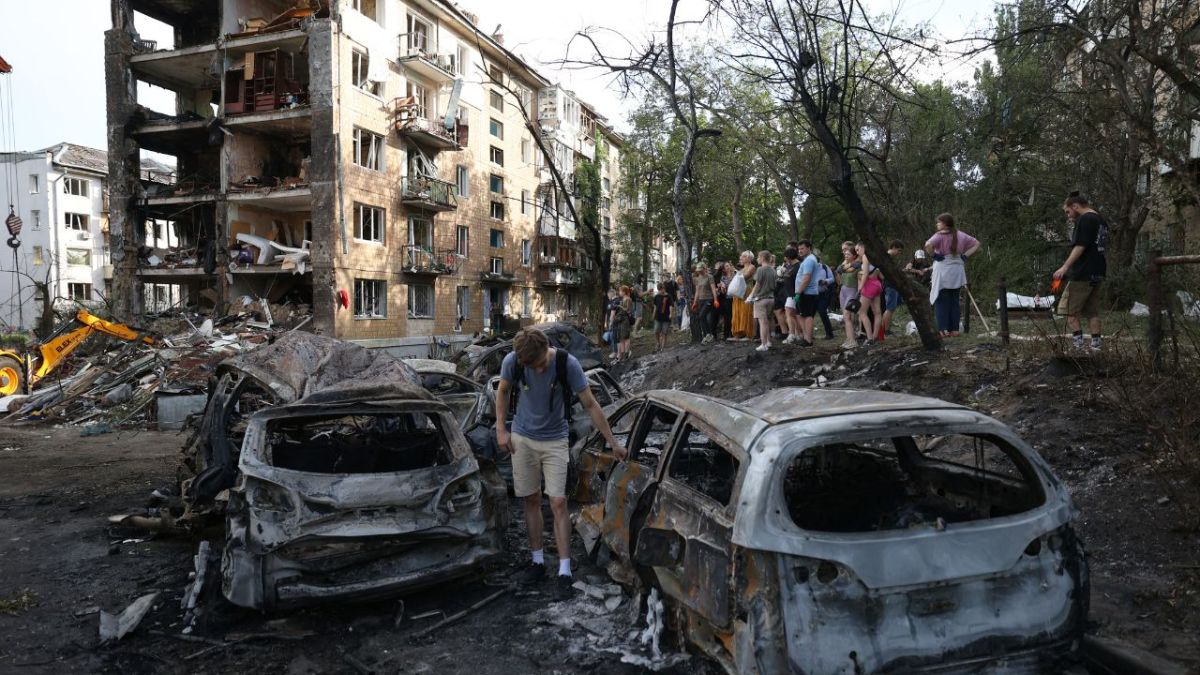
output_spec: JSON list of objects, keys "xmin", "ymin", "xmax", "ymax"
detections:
[
  {"xmin": 496, "ymin": 328, "xmax": 626, "ymax": 598},
  {"xmin": 788, "ymin": 240, "xmax": 821, "ymax": 347}
]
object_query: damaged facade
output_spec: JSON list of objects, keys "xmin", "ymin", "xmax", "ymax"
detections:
[
  {"xmin": 572, "ymin": 388, "xmax": 1090, "ymax": 674},
  {"xmin": 105, "ymin": 0, "xmax": 628, "ymax": 350}
]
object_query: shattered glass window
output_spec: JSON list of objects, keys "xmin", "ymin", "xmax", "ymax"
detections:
[
  {"xmin": 667, "ymin": 425, "xmax": 739, "ymax": 505},
  {"xmin": 783, "ymin": 434, "xmax": 1044, "ymax": 534},
  {"xmin": 265, "ymin": 412, "xmax": 453, "ymax": 473},
  {"xmin": 633, "ymin": 404, "xmax": 678, "ymax": 470}
]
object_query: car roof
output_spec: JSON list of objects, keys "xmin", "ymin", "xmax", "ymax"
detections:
[{"xmin": 646, "ymin": 387, "xmax": 966, "ymax": 429}]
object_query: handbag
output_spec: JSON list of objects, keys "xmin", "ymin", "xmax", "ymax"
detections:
[{"xmin": 727, "ymin": 272, "xmax": 746, "ymax": 298}]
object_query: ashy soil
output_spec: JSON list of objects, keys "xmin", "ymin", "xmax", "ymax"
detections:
[
  {"xmin": 0, "ymin": 324, "xmax": 1196, "ymax": 673},
  {"xmin": 0, "ymin": 425, "xmax": 712, "ymax": 674}
]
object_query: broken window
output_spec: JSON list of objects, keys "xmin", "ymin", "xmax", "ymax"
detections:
[
  {"xmin": 63, "ymin": 177, "xmax": 89, "ymax": 197},
  {"xmin": 354, "ymin": 278, "xmax": 386, "ymax": 319},
  {"xmin": 406, "ymin": 81, "xmax": 430, "ymax": 117},
  {"xmin": 455, "ymin": 286, "xmax": 470, "ymax": 324},
  {"xmin": 264, "ymin": 412, "xmax": 453, "ymax": 473},
  {"xmin": 409, "ymin": 217, "xmax": 433, "ymax": 250},
  {"xmin": 489, "ymin": 146, "xmax": 504, "ymax": 166},
  {"xmin": 407, "ymin": 14, "xmax": 431, "ymax": 54},
  {"xmin": 409, "ymin": 283, "xmax": 434, "ymax": 319},
  {"xmin": 352, "ymin": 0, "xmax": 378, "ymax": 21},
  {"xmin": 352, "ymin": 50, "xmax": 380, "ymax": 96},
  {"xmin": 783, "ymin": 434, "xmax": 1045, "ymax": 534},
  {"xmin": 490, "ymin": 257, "xmax": 504, "ymax": 276},
  {"xmin": 668, "ymin": 424, "xmax": 740, "ymax": 506},
  {"xmin": 456, "ymin": 225, "xmax": 469, "ymax": 258},
  {"xmin": 490, "ymin": 201, "xmax": 504, "ymax": 220},
  {"xmin": 66, "ymin": 248, "xmax": 91, "ymax": 266},
  {"xmin": 520, "ymin": 239, "xmax": 531, "ymax": 266},
  {"xmin": 633, "ymin": 404, "xmax": 679, "ymax": 469},
  {"xmin": 352, "ymin": 128, "xmax": 383, "ymax": 171},
  {"xmin": 355, "ymin": 204, "xmax": 385, "ymax": 243},
  {"xmin": 64, "ymin": 213, "xmax": 88, "ymax": 231},
  {"xmin": 68, "ymin": 282, "xmax": 92, "ymax": 301}
]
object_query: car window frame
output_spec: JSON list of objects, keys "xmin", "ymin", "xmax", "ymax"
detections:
[
  {"xmin": 626, "ymin": 400, "xmax": 683, "ymax": 469},
  {"xmin": 659, "ymin": 414, "xmax": 748, "ymax": 511}
]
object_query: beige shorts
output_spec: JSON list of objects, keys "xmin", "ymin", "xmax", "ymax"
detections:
[
  {"xmin": 753, "ymin": 298, "xmax": 773, "ymax": 320},
  {"xmin": 511, "ymin": 432, "xmax": 569, "ymax": 498},
  {"xmin": 1056, "ymin": 280, "xmax": 1103, "ymax": 319}
]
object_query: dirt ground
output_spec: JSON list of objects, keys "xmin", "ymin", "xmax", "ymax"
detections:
[{"xmin": 0, "ymin": 321, "xmax": 1196, "ymax": 673}]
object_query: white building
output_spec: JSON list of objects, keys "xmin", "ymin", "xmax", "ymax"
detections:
[{"xmin": 0, "ymin": 144, "xmax": 113, "ymax": 329}]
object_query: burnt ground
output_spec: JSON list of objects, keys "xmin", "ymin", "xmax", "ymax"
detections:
[{"xmin": 0, "ymin": 324, "xmax": 1197, "ymax": 673}]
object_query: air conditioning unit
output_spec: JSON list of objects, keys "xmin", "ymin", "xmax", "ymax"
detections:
[{"xmin": 77, "ymin": 231, "xmax": 91, "ymax": 241}]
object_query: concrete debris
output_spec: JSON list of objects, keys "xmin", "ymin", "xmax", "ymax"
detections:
[{"xmin": 98, "ymin": 592, "xmax": 159, "ymax": 643}]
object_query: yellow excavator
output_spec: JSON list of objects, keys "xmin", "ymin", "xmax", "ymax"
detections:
[{"xmin": 0, "ymin": 310, "xmax": 159, "ymax": 396}]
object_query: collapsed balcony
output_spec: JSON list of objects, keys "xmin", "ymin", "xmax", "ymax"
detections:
[
  {"xmin": 393, "ymin": 97, "xmax": 463, "ymax": 151},
  {"xmin": 402, "ymin": 246, "xmax": 459, "ymax": 276},
  {"xmin": 401, "ymin": 176, "xmax": 457, "ymax": 212}
]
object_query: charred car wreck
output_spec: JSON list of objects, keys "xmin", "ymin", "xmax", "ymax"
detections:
[
  {"xmin": 572, "ymin": 388, "xmax": 1089, "ymax": 674},
  {"xmin": 174, "ymin": 333, "xmax": 507, "ymax": 610}
]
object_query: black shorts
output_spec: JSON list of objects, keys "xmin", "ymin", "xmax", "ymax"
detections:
[{"xmin": 797, "ymin": 294, "xmax": 819, "ymax": 317}]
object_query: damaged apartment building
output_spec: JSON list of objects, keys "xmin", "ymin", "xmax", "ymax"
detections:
[{"xmin": 105, "ymin": 0, "xmax": 627, "ymax": 350}]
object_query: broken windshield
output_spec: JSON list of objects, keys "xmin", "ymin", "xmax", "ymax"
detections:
[{"xmin": 264, "ymin": 412, "xmax": 454, "ymax": 473}]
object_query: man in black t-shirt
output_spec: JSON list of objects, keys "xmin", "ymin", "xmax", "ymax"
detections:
[{"xmin": 1053, "ymin": 192, "xmax": 1108, "ymax": 350}]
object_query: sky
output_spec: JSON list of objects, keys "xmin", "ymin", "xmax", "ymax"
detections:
[{"xmin": 0, "ymin": 0, "xmax": 998, "ymax": 154}]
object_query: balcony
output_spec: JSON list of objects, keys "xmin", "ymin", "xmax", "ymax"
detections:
[
  {"xmin": 393, "ymin": 98, "xmax": 461, "ymax": 151},
  {"xmin": 538, "ymin": 267, "xmax": 581, "ymax": 287},
  {"xmin": 402, "ymin": 246, "xmax": 459, "ymax": 275},
  {"xmin": 479, "ymin": 269, "xmax": 515, "ymax": 284},
  {"xmin": 397, "ymin": 40, "xmax": 457, "ymax": 83},
  {"xmin": 401, "ymin": 176, "xmax": 458, "ymax": 212}
]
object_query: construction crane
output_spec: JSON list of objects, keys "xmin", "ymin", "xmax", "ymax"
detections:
[{"xmin": 0, "ymin": 310, "xmax": 159, "ymax": 396}]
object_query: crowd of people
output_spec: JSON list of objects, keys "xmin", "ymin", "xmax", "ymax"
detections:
[{"xmin": 599, "ymin": 195, "xmax": 1109, "ymax": 358}]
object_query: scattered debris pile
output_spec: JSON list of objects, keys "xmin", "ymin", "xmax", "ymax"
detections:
[{"xmin": 2, "ymin": 308, "xmax": 311, "ymax": 431}]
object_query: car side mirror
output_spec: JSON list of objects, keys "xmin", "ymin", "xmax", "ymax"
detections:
[{"xmin": 634, "ymin": 528, "xmax": 685, "ymax": 568}]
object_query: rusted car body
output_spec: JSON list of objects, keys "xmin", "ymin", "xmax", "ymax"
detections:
[
  {"xmin": 572, "ymin": 388, "xmax": 1089, "ymax": 674},
  {"xmin": 169, "ymin": 333, "xmax": 508, "ymax": 610}
]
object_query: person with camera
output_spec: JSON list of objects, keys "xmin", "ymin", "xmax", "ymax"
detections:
[{"xmin": 1053, "ymin": 192, "xmax": 1108, "ymax": 351}]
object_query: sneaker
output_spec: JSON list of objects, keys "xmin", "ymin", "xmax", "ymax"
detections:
[
  {"xmin": 841, "ymin": 340, "xmax": 857, "ymax": 350},
  {"xmin": 802, "ymin": 340, "xmax": 814, "ymax": 348},
  {"xmin": 737, "ymin": 337, "xmax": 750, "ymax": 342},
  {"xmin": 518, "ymin": 562, "xmax": 546, "ymax": 585},
  {"xmin": 701, "ymin": 335, "xmax": 713, "ymax": 344},
  {"xmin": 554, "ymin": 575, "xmax": 577, "ymax": 601},
  {"xmin": 755, "ymin": 344, "xmax": 770, "ymax": 352},
  {"xmin": 783, "ymin": 334, "xmax": 797, "ymax": 344}
]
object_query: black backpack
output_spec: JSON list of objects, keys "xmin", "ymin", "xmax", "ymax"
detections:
[{"xmin": 509, "ymin": 349, "xmax": 575, "ymax": 424}]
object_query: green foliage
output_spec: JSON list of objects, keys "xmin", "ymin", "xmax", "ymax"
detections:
[{"xmin": 575, "ymin": 158, "xmax": 601, "ymax": 236}]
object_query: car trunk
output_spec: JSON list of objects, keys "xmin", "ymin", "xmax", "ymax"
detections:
[
  {"xmin": 771, "ymin": 436, "xmax": 1087, "ymax": 672},
  {"xmin": 222, "ymin": 404, "xmax": 507, "ymax": 610}
]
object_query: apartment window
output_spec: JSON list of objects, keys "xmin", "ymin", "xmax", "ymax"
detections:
[
  {"xmin": 489, "ymin": 90, "xmax": 504, "ymax": 111},
  {"xmin": 489, "ymin": 65, "xmax": 503, "ymax": 84},
  {"xmin": 522, "ymin": 287, "xmax": 531, "ymax": 317},
  {"xmin": 521, "ymin": 239, "xmax": 531, "ymax": 266},
  {"xmin": 490, "ymin": 201, "xmax": 505, "ymax": 220},
  {"xmin": 352, "ymin": 50, "xmax": 380, "ymax": 96},
  {"xmin": 31, "ymin": 210, "xmax": 40, "ymax": 230},
  {"xmin": 354, "ymin": 279, "xmax": 386, "ymax": 319},
  {"xmin": 603, "ymin": 216, "xmax": 611, "ymax": 230},
  {"xmin": 521, "ymin": 138, "xmax": 532, "ymax": 164},
  {"xmin": 520, "ymin": 189, "xmax": 530, "ymax": 215},
  {"xmin": 489, "ymin": 146, "xmax": 504, "ymax": 166},
  {"xmin": 567, "ymin": 293, "xmax": 578, "ymax": 315},
  {"xmin": 408, "ymin": 217, "xmax": 433, "ymax": 249},
  {"xmin": 407, "ymin": 14, "xmax": 431, "ymax": 53},
  {"xmin": 489, "ymin": 118, "xmax": 504, "ymax": 140},
  {"xmin": 351, "ymin": 0, "xmax": 377, "ymax": 21},
  {"xmin": 490, "ymin": 229, "xmax": 504, "ymax": 248},
  {"xmin": 518, "ymin": 86, "xmax": 532, "ymax": 113},
  {"xmin": 354, "ymin": 204, "xmax": 385, "ymax": 243},
  {"xmin": 602, "ymin": 177, "xmax": 611, "ymax": 192},
  {"xmin": 456, "ymin": 45, "xmax": 469, "ymax": 77},
  {"xmin": 32, "ymin": 246, "xmax": 44, "ymax": 266},
  {"xmin": 66, "ymin": 248, "xmax": 91, "ymax": 266},
  {"xmin": 63, "ymin": 177, "xmax": 88, "ymax": 197},
  {"xmin": 65, "ymin": 213, "xmax": 88, "ymax": 231},
  {"xmin": 456, "ymin": 165, "xmax": 470, "ymax": 198},
  {"xmin": 353, "ymin": 128, "xmax": 383, "ymax": 171},
  {"xmin": 28, "ymin": 175, "xmax": 38, "ymax": 194},
  {"xmin": 406, "ymin": 81, "xmax": 430, "ymax": 117},
  {"xmin": 447, "ymin": 227, "xmax": 466, "ymax": 260},
  {"xmin": 409, "ymin": 283, "xmax": 434, "ymax": 319},
  {"xmin": 489, "ymin": 174, "xmax": 504, "ymax": 195},
  {"xmin": 455, "ymin": 286, "xmax": 470, "ymax": 322},
  {"xmin": 490, "ymin": 257, "xmax": 505, "ymax": 275},
  {"xmin": 68, "ymin": 282, "xmax": 92, "ymax": 301}
]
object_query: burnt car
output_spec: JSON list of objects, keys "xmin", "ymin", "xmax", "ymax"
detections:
[
  {"xmin": 452, "ymin": 322, "xmax": 605, "ymax": 383},
  {"xmin": 171, "ymin": 333, "xmax": 508, "ymax": 610},
  {"xmin": 572, "ymin": 388, "xmax": 1088, "ymax": 674}
]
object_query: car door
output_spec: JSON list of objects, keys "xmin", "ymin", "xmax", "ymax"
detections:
[{"xmin": 635, "ymin": 415, "xmax": 745, "ymax": 629}]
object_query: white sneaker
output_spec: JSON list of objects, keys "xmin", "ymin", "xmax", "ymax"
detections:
[{"xmin": 755, "ymin": 344, "xmax": 770, "ymax": 352}]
